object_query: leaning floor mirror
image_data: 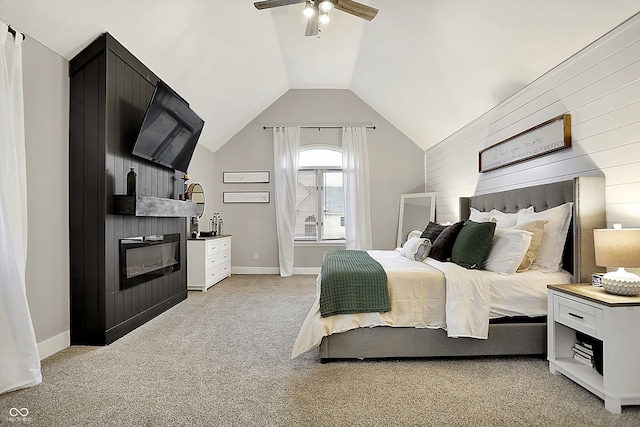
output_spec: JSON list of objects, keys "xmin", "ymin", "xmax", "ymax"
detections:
[{"xmin": 396, "ymin": 192, "xmax": 437, "ymax": 248}]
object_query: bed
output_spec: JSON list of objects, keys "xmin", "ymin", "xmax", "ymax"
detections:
[{"xmin": 292, "ymin": 177, "xmax": 606, "ymax": 361}]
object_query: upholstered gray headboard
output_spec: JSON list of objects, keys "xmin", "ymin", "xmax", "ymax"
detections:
[{"xmin": 459, "ymin": 177, "xmax": 606, "ymax": 283}]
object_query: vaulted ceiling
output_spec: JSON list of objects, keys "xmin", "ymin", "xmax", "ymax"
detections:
[{"xmin": 1, "ymin": 0, "xmax": 638, "ymax": 153}]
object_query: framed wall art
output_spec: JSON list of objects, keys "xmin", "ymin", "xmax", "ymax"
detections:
[
  {"xmin": 223, "ymin": 191, "xmax": 270, "ymax": 204},
  {"xmin": 479, "ymin": 114, "xmax": 571, "ymax": 173},
  {"xmin": 223, "ymin": 171, "xmax": 270, "ymax": 183}
]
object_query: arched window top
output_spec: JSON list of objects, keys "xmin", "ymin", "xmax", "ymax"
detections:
[{"xmin": 299, "ymin": 145, "xmax": 341, "ymax": 168}]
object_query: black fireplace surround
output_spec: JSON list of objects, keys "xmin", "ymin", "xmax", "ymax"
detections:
[{"xmin": 120, "ymin": 233, "xmax": 180, "ymax": 288}]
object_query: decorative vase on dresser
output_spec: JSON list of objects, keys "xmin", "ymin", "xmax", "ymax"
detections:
[{"xmin": 187, "ymin": 235, "xmax": 231, "ymax": 291}]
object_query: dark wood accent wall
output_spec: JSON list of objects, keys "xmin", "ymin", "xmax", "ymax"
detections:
[{"xmin": 69, "ymin": 33, "xmax": 187, "ymax": 345}]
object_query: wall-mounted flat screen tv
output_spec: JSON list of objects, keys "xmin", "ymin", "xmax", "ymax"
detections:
[{"xmin": 131, "ymin": 80, "xmax": 204, "ymax": 173}]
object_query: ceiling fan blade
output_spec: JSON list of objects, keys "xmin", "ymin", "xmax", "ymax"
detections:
[
  {"xmin": 335, "ymin": 0, "xmax": 378, "ymax": 21},
  {"xmin": 305, "ymin": 16, "xmax": 319, "ymax": 36},
  {"xmin": 254, "ymin": 0, "xmax": 306, "ymax": 10}
]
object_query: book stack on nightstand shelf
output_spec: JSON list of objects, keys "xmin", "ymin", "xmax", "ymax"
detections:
[{"xmin": 572, "ymin": 332, "xmax": 602, "ymax": 374}]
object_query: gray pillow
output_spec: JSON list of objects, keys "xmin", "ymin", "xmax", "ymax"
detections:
[
  {"xmin": 420, "ymin": 222, "xmax": 447, "ymax": 241},
  {"xmin": 451, "ymin": 220, "xmax": 497, "ymax": 269},
  {"xmin": 430, "ymin": 221, "xmax": 465, "ymax": 262}
]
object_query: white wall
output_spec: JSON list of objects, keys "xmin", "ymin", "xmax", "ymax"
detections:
[
  {"xmin": 425, "ymin": 13, "xmax": 640, "ymax": 232},
  {"xmin": 22, "ymin": 36, "xmax": 70, "ymax": 358},
  {"xmin": 214, "ymin": 89, "xmax": 425, "ymax": 272}
]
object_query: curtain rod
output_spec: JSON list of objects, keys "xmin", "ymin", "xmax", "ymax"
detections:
[
  {"xmin": 263, "ymin": 125, "xmax": 376, "ymax": 130},
  {"xmin": 6, "ymin": 25, "xmax": 25, "ymax": 41}
]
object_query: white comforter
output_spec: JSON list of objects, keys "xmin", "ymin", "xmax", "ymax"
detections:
[{"xmin": 291, "ymin": 250, "xmax": 571, "ymax": 358}]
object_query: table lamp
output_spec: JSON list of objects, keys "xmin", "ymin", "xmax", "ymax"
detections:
[{"xmin": 593, "ymin": 225, "xmax": 640, "ymax": 296}]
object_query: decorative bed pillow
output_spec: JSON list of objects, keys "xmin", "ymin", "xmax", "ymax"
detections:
[
  {"xmin": 516, "ymin": 202, "xmax": 573, "ymax": 272},
  {"xmin": 469, "ymin": 208, "xmax": 492, "ymax": 223},
  {"xmin": 401, "ymin": 236, "xmax": 430, "ymax": 260},
  {"xmin": 483, "ymin": 227, "xmax": 533, "ymax": 274},
  {"xmin": 406, "ymin": 229, "xmax": 423, "ymax": 242},
  {"xmin": 451, "ymin": 220, "xmax": 496, "ymax": 269},
  {"xmin": 511, "ymin": 219, "xmax": 547, "ymax": 272},
  {"xmin": 430, "ymin": 221, "xmax": 465, "ymax": 262},
  {"xmin": 420, "ymin": 221, "xmax": 447, "ymax": 241},
  {"xmin": 489, "ymin": 207, "xmax": 534, "ymax": 227},
  {"xmin": 468, "ymin": 207, "xmax": 533, "ymax": 227},
  {"xmin": 414, "ymin": 239, "xmax": 432, "ymax": 261}
]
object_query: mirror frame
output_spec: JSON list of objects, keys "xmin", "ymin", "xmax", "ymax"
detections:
[
  {"xmin": 396, "ymin": 192, "xmax": 437, "ymax": 248},
  {"xmin": 187, "ymin": 183, "xmax": 205, "ymax": 218}
]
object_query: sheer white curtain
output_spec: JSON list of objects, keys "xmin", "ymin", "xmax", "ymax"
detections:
[
  {"xmin": 272, "ymin": 127, "xmax": 300, "ymax": 276},
  {"xmin": 342, "ymin": 126, "xmax": 372, "ymax": 250},
  {"xmin": 0, "ymin": 24, "xmax": 42, "ymax": 394}
]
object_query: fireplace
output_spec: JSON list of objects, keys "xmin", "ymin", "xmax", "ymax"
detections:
[{"xmin": 120, "ymin": 234, "xmax": 180, "ymax": 288}]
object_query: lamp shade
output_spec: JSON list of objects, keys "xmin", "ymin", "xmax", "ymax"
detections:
[{"xmin": 593, "ymin": 228, "xmax": 640, "ymax": 268}]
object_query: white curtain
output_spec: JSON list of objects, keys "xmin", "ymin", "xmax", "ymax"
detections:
[
  {"xmin": 342, "ymin": 127, "xmax": 373, "ymax": 250},
  {"xmin": 0, "ymin": 24, "xmax": 42, "ymax": 394},
  {"xmin": 273, "ymin": 127, "xmax": 300, "ymax": 276}
]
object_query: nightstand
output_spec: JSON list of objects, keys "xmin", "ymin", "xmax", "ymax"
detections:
[{"xmin": 547, "ymin": 283, "xmax": 640, "ymax": 414}]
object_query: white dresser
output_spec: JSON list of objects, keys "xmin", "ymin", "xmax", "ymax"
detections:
[{"xmin": 187, "ymin": 235, "xmax": 231, "ymax": 291}]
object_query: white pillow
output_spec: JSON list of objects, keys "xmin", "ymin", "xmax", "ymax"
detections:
[
  {"xmin": 401, "ymin": 236, "xmax": 428, "ymax": 260},
  {"xmin": 469, "ymin": 208, "xmax": 492, "ymax": 223},
  {"xmin": 406, "ymin": 229, "xmax": 423, "ymax": 241},
  {"xmin": 469, "ymin": 207, "xmax": 534, "ymax": 227},
  {"xmin": 489, "ymin": 207, "xmax": 534, "ymax": 227},
  {"xmin": 516, "ymin": 202, "xmax": 574, "ymax": 272},
  {"xmin": 483, "ymin": 228, "xmax": 533, "ymax": 275},
  {"xmin": 414, "ymin": 239, "xmax": 432, "ymax": 261}
]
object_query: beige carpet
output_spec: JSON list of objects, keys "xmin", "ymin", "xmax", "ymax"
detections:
[{"xmin": 1, "ymin": 274, "xmax": 639, "ymax": 426}]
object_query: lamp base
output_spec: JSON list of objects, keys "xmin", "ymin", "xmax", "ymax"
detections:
[{"xmin": 601, "ymin": 268, "xmax": 640, "ymax": 296}]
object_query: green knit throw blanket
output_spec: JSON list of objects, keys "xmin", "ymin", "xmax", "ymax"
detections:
[{"xmin": 319, "ymin": 250, "xmax": 390, "ymax": 318}]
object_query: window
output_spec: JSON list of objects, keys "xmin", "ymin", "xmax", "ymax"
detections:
[{"xmin": 295, "ymin": 146, "xmax": 345, "ymax": 242}]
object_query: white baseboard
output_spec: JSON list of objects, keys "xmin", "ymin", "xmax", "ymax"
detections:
[
  {"xmin": 231, "ymin": 267, "xmax": 320, "ymax": 275},
  {"xmin": 292, "ymin": 267, "xmax": 320, "ymax": 275},
  {"xmin": 38, "ymin": 330, "xmax": 70, "ymax": 360},
  {"xmin": 232, "ymin": 266, "xmax": 280, "ymax": 275}
]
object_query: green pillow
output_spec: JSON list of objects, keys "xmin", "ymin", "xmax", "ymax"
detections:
[{"xmin": 451, "ymin": 220, "xmax": 497, "ymax": 269}]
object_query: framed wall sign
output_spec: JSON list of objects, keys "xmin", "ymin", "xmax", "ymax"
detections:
[
  {"xmin": 223, "ymin": 171, "xmax": 270, "ymax": 183},
  {"xmin": 479, "ymin": 114, "xmax": 571, "ymax": 173},
  {"xmin": 223, "ymin": 191, "xmax": 270, "ymax": 203}
]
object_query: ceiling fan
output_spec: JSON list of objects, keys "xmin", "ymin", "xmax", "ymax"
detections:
[{"xmin": 254, "ymin": 0, "xmax": 379, "ymax": 36}]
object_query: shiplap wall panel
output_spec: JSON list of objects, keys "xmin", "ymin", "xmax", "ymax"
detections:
[
  {"xmin": 70, "ymin": 33, "xmax": 188, "ymax": 345},
  {"xmin": 425, "ymin": 14, "xmax": 640, "ymax": 229},
  {"xmin": 427, "ymin": 20, "xmax": 640, "ymax": 168}
]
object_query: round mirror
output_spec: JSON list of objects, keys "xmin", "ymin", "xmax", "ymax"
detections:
[{"xmin": 187, "ymin": 183, "xmax": 205, "ymax": 218}]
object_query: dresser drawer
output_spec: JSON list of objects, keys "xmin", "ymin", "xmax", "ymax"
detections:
[
  {"xmin": 206, "ymin": 263, "xmax": 231, "ymax": 287},
  {"xmin": 554, "ymin": 294, "xmax": 603, "ymax": 338},
  {"xmin": 207, "ymin": 237, "xmax": 230, "ymax": 256},
  {"xmin": 205, "ymin": 250, "xmax": 230, "ymax": 271}
]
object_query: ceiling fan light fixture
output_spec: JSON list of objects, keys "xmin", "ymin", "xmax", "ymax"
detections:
[
  {"xmin": 319, "ymin": 11, "xmax": 330, "ymax": 25},
  {"xmin": 319, "ymin": 1, "xmax": 333, "ymax": 13},
  {"xmin": 302, "ymin": 1, "xmax": 316, "ymax": 18}
]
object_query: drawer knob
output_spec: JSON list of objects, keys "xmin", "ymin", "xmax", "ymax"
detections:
[{"xmin": 569, "ymin": 312, "xmax": 584, "ymax": 320}]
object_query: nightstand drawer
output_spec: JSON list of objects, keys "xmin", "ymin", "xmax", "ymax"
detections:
[{"xmin": 554, "ymin": 295, "xmax": 603, "ymax": 338}]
